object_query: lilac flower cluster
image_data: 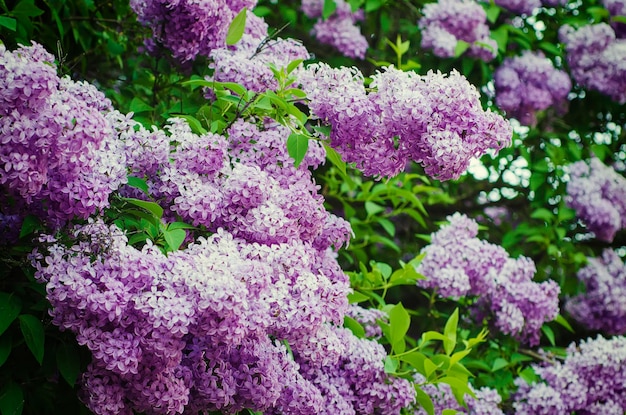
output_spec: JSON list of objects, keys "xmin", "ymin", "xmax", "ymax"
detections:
[
  {"xmin": 412, "ymin": 374, "xmax": 504, "ymax": 414},
  {"xmin": 602, "ymin": 0, "xmax": 626, "ymax": 37},
  {"xmin": 566, "ymin": 249, "xmax": 626, "ymax": 335},
  {"xmin": 208, "ymin": 14, "xmax": 311, "ymax": 93},
  {"xmin": 299, "ymin": 64, "xmax": 512, "ymax": 179},
  {"xmin": 565, "ymin": 157, "xmax": 626, "ymax": 242},
  {"xmin": 559, "ymin": 23, "xmax": 626, "ymax": 104},
  {"xmin": 415, "ymin": 213, "xmax": 560, "ymax": 345},
  {"xmin": 494, "ymin": 0, "xmax": 541, "ymax": 15},
  {"xmin": 0, "ymin": 43, "xmax": 127, "ymax": 229},
  {"xmin": 513, "ymin": 335, "xmax": 626, "ymax": 414},
  {"xmin": 418, "ymin": 0, "xmax": 498, "ymax": 62},
  {"xmin": 33, "ymin": 219, "xmax": 414, "ymax": 414},
  {"xmin": 301, "ymin": 0, "xmax": 369, "ymax": 59},
  {"xmin": 130, "ymin": 0, "xmax": 257, "ymax": 62},
  {"xmin": 494, "ymin": 51, "xmax": 571, "ymax": 125}
]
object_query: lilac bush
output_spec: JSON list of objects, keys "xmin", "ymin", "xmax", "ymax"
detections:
[
  {"xmin": 418, "ymin": 0, "xmax": 497, "ymax": 62},
  {"xmin": 565, "ymin": 249, "xmax": 626, "ymax": 334},
  {"xmin": 299, "ymin": 64, "xmax": 512, "ymax": 179},
  {"xmin": 513, "ymin": 335, "xmax": 626, "ymax": 414},
  {"xmin": 494, "ymin": 51, "xmax": 571, "ymax": 125},
  {"xmin": 0, "ymin": 43, "xmax": 127, "ymax": 229},
  {"xmin": 415, "ymin": 213, "xmax": 560, "ymax": 345},
  {"xmin": 559, "ymin": 23, "xmax": 626, "ymax": 104},
  {"xmin": 301, "ymin": 0, "xmax": 368, "ymax": 59},
  {"xmin": 565, "ymin": 157, "xmax": 626, "ymax": 242}
]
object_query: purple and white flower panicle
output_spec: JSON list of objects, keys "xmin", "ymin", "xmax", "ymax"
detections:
[
  {"xmin": 418, "ymin": 0, "xmax": 498, "ymax": 62},
  {"xmin": 415, "ymin": 213, "xmax": 560, "ymax": 345},
  {"xmin": 566, "ymin": 157, "xmax": 626, "ymax": 242},
  {"xmin": 302, "ymin": 0, "xmax": 369, "ymax": 59},
  {"xmin": 494, "ymin": 50, "xmax": 571, "ymax": 125},
  {"xmin": 559, "ymin": 23, "xmax": 626, "ymax": 104},
  {"xmin": 566, "ymin": 249, "xmax": 626, "ymax": 335},
  {"xmin": 299, "ymin": 63, "xmax": 512, "ymax": 180},
  {"xmin": 0, "ymin": 43, "xmax": 127, "ymax": 229},
  {"xmin": 513, "ymin": 336, "xmax": 626, "ymax": 414}
]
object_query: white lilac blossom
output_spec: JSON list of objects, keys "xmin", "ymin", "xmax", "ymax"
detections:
[
  {"xmin": 494, "ymin": 51, "xmax": 571, "ymax": 125},
  {"xmin": 412, "ymin": 373, "xmax": 504, "ymax": 415},
  {"xmin": 302, "ymin": 0, "xmax": 369, "ymax": 59},
  {"xmin": 130, "ymin": 0, "xmax": 257, "ymax": 62},
  {"xmin": 299, "ymin": 64, "xmax": 512, "ymax": 179},
  {"xmin": 208, "ymin": 14, "xmax": 311, "ymax": 93},
  {"xmin": 566, "ymin": 158, "xmax": 626, "ymax": 242},
  {"xmin": 566, "ymin": 249, "xmax": 626, "ymax": 335},
  {"xmin": 418, "ymin": 0, "xmax": 497, "ymax": 62},
  {"xmin": 513, "ymin": 336, "xmax": 626, "ymax": 414},
  {"xmin": 559, "ymin": 23, "xmax": 626, "ymax": 104},
  {"xmin": 415, "ymin": 213, "xmax": 560, "ymax": 345},
  {"xmin": 0, "ymin": 43, "xmax": 127, "ymax": 229},
  {"xmin": 494, "ymin": 0, "xmax": 541, "ymax": 15}
]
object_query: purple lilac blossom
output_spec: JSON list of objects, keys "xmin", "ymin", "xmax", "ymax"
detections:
[
  {"xmin": 418, "ymin": 0, "xmax": 498, "ymax": 62},
  {"xmin": 415, "ymin": 213, "xmax": 560, "ymax": 345},
  {"xmin": 412, "ymin": 373, "xmax": 504, "ymax": 414},
  {"xmin": 208, "ymin": 14, "xmax": 311, "ymax": 93},
  {"xmin": 566, "ymin": 157, "xmax": 626, "ymax": 242},
  {"xmin": 565, "ymin": 249, "xmax": 626, "ymax": 334},
  {"xmin": 542, "ymin": 0, "xmax": 568, "ymax": 6},
  {"xmin": 602, "ymin": 0, "xmax": 626, "ymax": 37},
  {"xmin": 0, "ymin": 43, "xmax": 127, "ymax": 229},
  {"xmin": 494, "ymin": 0, "xmax": 541, "ymax": 15},
  {"xmin": 513, "ymin": 335, "xmax": 626, "ymax": 414},
  {"xmin": 299, "ymin": 64, "xmax": 512, "ymax": 179},
  {"xmin": 130, "ymin": 0, "xmax": 257, "ymax": 62},
  {"xmin": 494, "ymin": 51, "xmax": 571, "ymax": 125},
  {"xmin": 559, "ymin": 23, "xmax": 626, "ymax": 104},
  {"xmin": 302, "ymin": 0, "xmax": 368, "ymax": 59}
]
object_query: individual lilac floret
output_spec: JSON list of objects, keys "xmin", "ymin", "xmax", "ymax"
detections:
[
  {"xmin": 566, "ymin": 249, "xmax": 626, "ymax": 335},
  {"xmin": 559, "ymin": 23, "xmax": 626, "ymax": 104},
  {"xmin": 302, "ymin": 0, "xmax": 368, "ymax": 59},
  {"xmin": 566, "ymin": 158, "xmax": 626, "ymax": 242},
  {"xmin": 418, "ymin": 0, "xmax": 498, "ymax": 62},
  {"xmin": 494, "ymin": 0, "xmax": 541, "ymax": 15},
  {"xmin": 130, "ymin": 0, "xmax": 257, "ymax": 62},
  {"xmin": 494, "ymin": 51, "xmax": 571, "ymax": 125},
  {"xmin": 0, "ymin": 43, "xmax": 127, "ymax": 228},
  {"xmin": 602, "ymin": 0, "xmax": 626, "ymax": 38},
  {"xmin": 413, "ymin": 373, "xmax": 504, "ymax": 414},
  {"xmin": 208, "ymin": 14, "xmax": 311, "ymax": 93},
  {"xmin": 299, "ymin": 64, "xmax": 512, "ymax": 179},
  {"xmin": 415, "ymin": 213, "xmax": 560, "ymax": 345},
  {"xmin": 513, "ymin": 336, "xmax": 626, "ymax": 414}
]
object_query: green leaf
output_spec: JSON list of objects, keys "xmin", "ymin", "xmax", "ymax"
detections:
[
  {"xmin": 163, "ymin": 228, "xmax": 186, "ymax": 252},
  {"xmin": 438, "ymin": 376, "xmax": 476, "ymax": 399},
  {"xmin": 531, "ymin": 208, "xmax": 553, "ymax": 222},
  {"xmin": 18, "ymin": 215, "xmax": 40, "ymax": 239},
  {"xmin": 286, "ymin": 133, "xmax": 309, "ymax": 168},
  {"xmin": 491, "ymin": 26, "xmax": 508, "ymax": 53},
  {"xmin": 388, "ymin": 303, "xmax": 410, "ymax": 350},
  {"xmin": 364, "ymin": 201, "xmax": 385, "ymax": 217},
  {"xmin": 173, "ymin": 115, "xmax": 207, "ymax": 135},
  {"xmin": 399, "ymin": 351, "xmax": 427, "ymax": 373},
  {"xmin": 443, "ymin": 308, "xmax": 459, "ymax": 355},
  {"xmin": 383, "ymin": 356, "xmax": 398, "ymax": 374},
  {"xmin": 18, "ymin": 314, "xmax": 44, "ymax": 365},
  {"xmin": 518, "ymin": 366, "xmax": 537, "ymax": 384},
  {"xmin": 123, "ymin": 198, "xmax": 163, "ymax": 219},
  {"xmin": 322, "ymin": 0, "xmax": 337, "ymax": 19},
  {"xmin": 0, "ymin": 332, "xmax": 12, "ymax": 367},
  {"xmin": 347, "ymin": 291, "xmax": 369, "ymax": 303},
  {"xmin": 0, "ymin": 16, "xmax": 16, "ymax": 31},
  {"xmin": 0, "ymin": 382, "xmax": 24, "ymax": 415},
  {"xmin": 129, "ymin": 97, "xmax": 153, "ymax": 114},
  {"xmin": 11, "ymin": 0, "xmax": 43, "ymax": 17},
  {"xmin": 491, "ymin": 357, "xmax": 509, "ymax": 372},
  {"xmin": 415, "ymin": 387, "xmax": 435, "ymax": 415},
  {"xmin": 0, "ymin": 293, "xmax": 21, "ymax": 336},
  {"xmin": 538, "ymin": 41, "xmax": 561, "ymax": 56},
  {"xmin": 167, "ymin": 222, "xmax": 196, "ymax": 231},
  {"xmin": 226, "ymin": 7, "xmax": 247, "ymax": 45},
  {"xmin": 56, "ymin": 342, "xmax": 81, "ymax": 387},
  {"xmin": 486, "ymin": 5, "xmax": 500, "ymax": 23},
  {"xmin": 454, "ymin": 40, "xmax": 470, "ymax": 57},
  {"xmin": 378, "ymin": 218, "xmax": 395, "ymax": 237},
  {"xmin": 554, "ymin": 314, "xmax": 575, "ymax": 333},
  {"xmin": 442, "ymin": 410, "xmax": 460, "ymax": 415},
  {"xmin": 541, "ymin": 325, "xmax": 556, "ymax": 347},
  {"xmin": 323, "ymin": 143, "xmax": 347, "ymax": 175},
  {"xmin": 344, "ymin": 316, "xmax": 366, "ymax": 338},
  {"xmin": 126, "ymin": 176, "xmax": 149, "ymax": 195}
]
